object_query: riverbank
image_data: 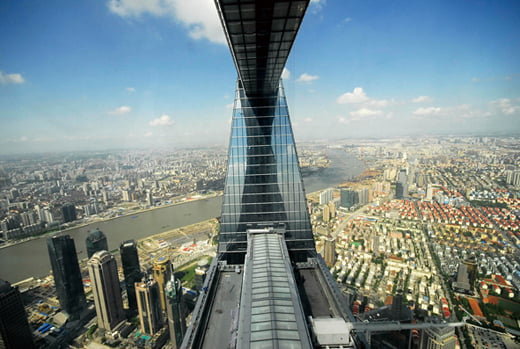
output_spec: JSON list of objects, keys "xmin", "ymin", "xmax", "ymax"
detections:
[{"xmin": 0, "ymin": 192, "xmax": 222, "ymax": 250}]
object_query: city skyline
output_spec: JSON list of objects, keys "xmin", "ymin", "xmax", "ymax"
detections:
[{"xmin": 1, "ymin": 0, "xmax": 519, "ymax": 154}]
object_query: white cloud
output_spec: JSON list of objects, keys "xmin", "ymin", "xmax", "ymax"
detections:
[
  {"xmin": 226, "ymin": 103, "xmax": 234, "ymax": 109},
  {"xmin": 337, "ymin": 116, "xmax": 349, "ymax": 124},
  {"xmin": 337, "ymin": 87, "xmax": 369, "ymax": 104},
  {"xmin": 366, "ymin": 99, "xmax": 394, "ymax": 108},
  {"xmin": 490, "ymin": 98, "xmax": 519, "ymax": 115},
  {"xmin": 297, "ymin": 73, "xmax": 319, "ymax": 83},
  {"xmin": 0, "ymin": 71, "xmax": 24, "ymax": 85},
  {"xmin": 19, "ymin": 136, "xmax": 28, "ymax": 142},
  {"xmin": 412, "ymin": 95, "xmax": 432, "ymax": 103},
  {"xmin": 471, "ymin": 77, "xmax": 479, "ymax": 83},
  {"xmin": 144, "ymin": 131, "xmax": 153, "ymax": 137},
  {"xmin": 304, "ymin": 117, "xmax": 313, "ymax": 123},
  {"xmin": 350, "ymin": 108, "xmax": 383, "ymax": 119},
  {"xmin": 107, "ymin": 0, "xmax": 225, "ymax": 44},
  {"xmin": 150, "ymin": 114, "xmax": 174, "ymax": 126},
  {"xmin": 109, "ymin": 105, "xmax": 132, "ymax": 115},
  {"xmin": 126, "ymin": 87, "xmax": 136, "ymax": 92},
  {"xmin": 413, "ymin": 107, "xmax": 442, "ymax": 116},
  {"xmin": 282, "ymin": 67, "xmax": 291, "ymax": 80},
  {"xmin": 310, "ymin": 0, "xmax": 325, "ymax": 12}
]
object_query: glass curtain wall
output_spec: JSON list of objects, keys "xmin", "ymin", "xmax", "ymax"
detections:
[{"xmin": 219, "ymin": 79, "xmax": 315, "ymax": 262}]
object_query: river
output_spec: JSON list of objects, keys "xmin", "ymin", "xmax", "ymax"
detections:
[{"xmin": 0, "ymin": 148, "xmax": 364, "ymax": 283}]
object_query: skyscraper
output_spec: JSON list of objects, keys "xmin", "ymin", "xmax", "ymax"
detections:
[
  {"xmin": 0, "ymin": 279, "xmax": 35, "ymax": 349},
  {"xmin": 153, "ymin": 256, "xmax": 171, "ymax": 312},
  {"xmin": 182, "ymin": 1, "xmax": 359, "ymax": 348},
  {"xmin": 420, "ymin": 324, "xmax": 457, "ymax": 349},
  {"xmin": 340, "ymin": 188, "xmax": 359, "ymax": 209},
  {"xmin": 135, "ymin": 279, "xmax": 163, "ymax": 335},
  {"xmin": 322, "ymin": 237, "xmax": 336, "ymax": 267},
  {"xmin": 120, "ymin": 239, "xmax": 141, "ymax": 313},
  {"xmin": 218, "ymin": 78, "xmax": 315, "ymax": 263},
  {"xmin": 47, "ymin": 235, "xmax": 86, "ymax": 320},
  {"xmin": 61, "ymin": 203, "xmax": 77, "ymax": 223},
  {"xmin": 88, "ymin": 250, "xmax": 126, "ymax": 333},
  {"xmin": 396, "ymin": 168, "xmax": 408, "ymax": 199},
  {"xmin": 165, "ymin": 275, "xmax": 186, "ymax": 349},
  {"xmin": 86, "ymin": 228, "xmax": 108, "ymax": 259},
  {"xmin": 319, "ymin": 189, "xmax": 333, "ymax": 205}
]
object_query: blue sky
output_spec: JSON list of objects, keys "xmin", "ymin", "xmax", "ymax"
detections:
[{"xmin": 0, "ymin": 0, "xmax": 519, "ymax": 154}]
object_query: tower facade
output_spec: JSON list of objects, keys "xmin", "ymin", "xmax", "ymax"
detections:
[
  {"xmin": 165, "ymin": 276, "xmax": 186, "ymax": 349},
  {"xmin": 47, "ymin": 235, "xmax": 86, "ymax": 319},
  {"xmin": 120, "ymin": 239, "xmax": 141, "ymax": 313},
  {"xmin": 0, "ymin": 280, "xmax": 35, "ymax": 349},
  {"xmin": 219, "ymin": 80, "xmax": 315, "ymax": 262},
  {"xmin": 86, "ymin": 228, "xmax": 108, "ymax": 259},
  {"xmin": 153, "ymin": 256, "xmax": 171, "ymax": 313},
  {"xmin": 135, "ymin": 279, "xmax": 163, "ymax": 335},
  {"xmin": 88, "ymin": 250, "xmax": 126, "ymax": 332}
]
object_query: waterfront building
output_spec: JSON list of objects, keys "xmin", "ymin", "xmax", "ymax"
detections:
[
  {"xmin": 120, "ymin": 239, "xmax": 141, "ymax": 313},
  {"xmin": 47, "ymin": 235, "xmax": 86, "ymax": 320},
  {"xmin": 340, "ymin": 188, "xmax": 359, "ymax": 209},
  {"xmin": 165, "ymin": 275, "xmax": 186, "ymax": 349},
  {"xmin": 136, "ymin": 278, "xmax": 163, "ymax": 335},
  {"xmin": 0, "ymin": 279, "xmax": 35, "ymax": 349},
  {"xmin": 61, "ymin": 203, "xmax": 77, "ymax": 223},
  {"xmin": 153, "ymin": 256, "xmax": 171, "ymax": 312},
  {"xmin": 319, "ymin": 189, "xmax": 333, "ymax": 205},
  {"xmin": 88, "ymin": 250, "xmax": 126, "ymax": 333},
  {"xmin": 86, "ymin": 228, "xmax": 108, "ymax": 259}
]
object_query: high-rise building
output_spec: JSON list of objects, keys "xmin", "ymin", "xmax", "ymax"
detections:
[
  {"xmin": 61, "ymin": 203, "xmax": 77, "ymax": 223},
  {"xmin": 86, "ymin": 228, "xmax": 108, "ymax": 259},
  {"xmin": 340, "ymin": 188, "xmax": 359, "ymax": 209},
  {"xmin": 357, "ymin": 187, "xmax": 369, "ymax": 205},
  {"xmin": 463, "ymin": 256, "xmax": 478, "ymax": 291},
  {"xmin": 135, "ymin": 279, "xmax": 163, "ymax": 335},
  {"xmin": 153, "ymin": 256, "xmax": 171, "ymax": 312},
  {"xmin": 396, "ymin": 169, "xmax": 408, "ymax": 199},
  {"xmin": 420, "ymin": 323, "xmax": 456, "ymax": 349},
  {"xmin": 323, "ymin": 204, "xmax": 330, "ymax": 222},
  {"xmin": 47, "ymin": 235, "xmax": 86, "ymax": 320},
  {"xmin": 182, "ymin": 2, "xmax": 360, "ymax": 348},
  {"xmin": 0, "ymin": 279, "xmax": 35, "ymax": 349},
  {"xmin": 120, "ymin": 240, "xmax": 141, "ymax": 313},
  {"xmin": 88, "ymin": 250, "xmax": 126, "ymax": 333},
  {"xmin": 328, "ymin": 201, "xmax": 336, "ymax": 218},
  {"xmin": 165, "ymin": 276, "xmax": 186, "ymax": 349},
  {"xmin": 319, "ymin": 189, "xmax": 333, "ymax": 205},
  {"xmin": 218, "ymin": 82, "xmax": 315, "ymax": 263},
  {"xmin": 322, "ymin": 237, "xmax": 336, "ymax": 267}
]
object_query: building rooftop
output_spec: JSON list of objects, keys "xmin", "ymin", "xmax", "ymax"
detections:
[{"xmin": 182, "ymin": 229, "xmax": 358, "ymax": 348}]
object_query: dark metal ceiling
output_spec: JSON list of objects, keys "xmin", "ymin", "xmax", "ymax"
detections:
[{"xmin": 215, "ymin": 0, "xmax": 310, "ymax": 98}]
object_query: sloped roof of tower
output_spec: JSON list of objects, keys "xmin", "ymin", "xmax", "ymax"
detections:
[{"xmin": 215, "ymin": 0, "xmax": 310, "ymax": 97}]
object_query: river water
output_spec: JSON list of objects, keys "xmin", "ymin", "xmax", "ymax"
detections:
[{"xmin": 0, "ymin": 148, "xmax": 364, "ymax": 283}]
